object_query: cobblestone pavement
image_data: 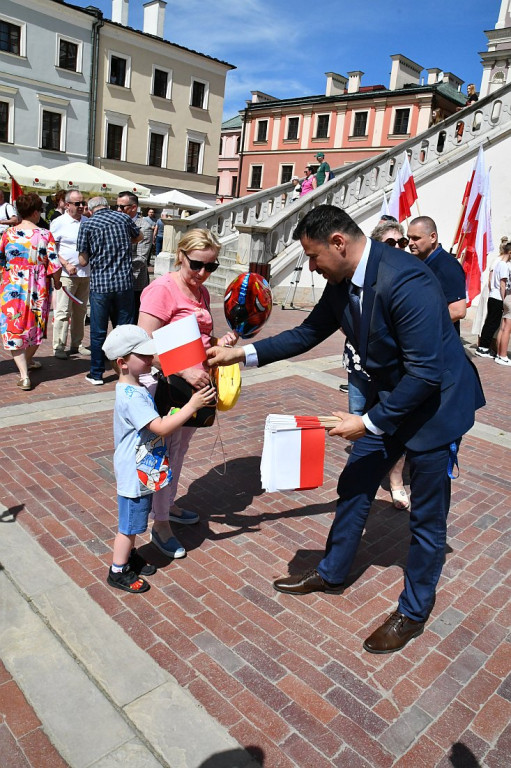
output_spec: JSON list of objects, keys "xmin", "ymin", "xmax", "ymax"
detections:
[{"xmin": 0, "ymin": 300, "xmax": 510, "ymax": 768}]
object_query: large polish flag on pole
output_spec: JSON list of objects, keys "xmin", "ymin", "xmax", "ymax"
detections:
[
  {"xmin": 152, "ymin": 314, "xmax": 206, "ymax": 376},
  {"xmin": 462, "ymin": 169, "xmax": 494, "ymax": 306},
  {"xmin": 261, "ymin": 415, "xmax": 325, "ymax": 492},
  {"xmin": 453, "ymin": 145, "xmax": 486, "ymax": 254},
  {"xmin": 400, "ymin": 154, "xmax": 418, "ymax": 213}
]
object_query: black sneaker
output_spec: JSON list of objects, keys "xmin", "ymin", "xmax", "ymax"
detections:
[
  {"xmin": 107, "ymin": 564, "xmax": 150, "ymax": 593},
  {"xmin": 129, "ymin": 548, "xmax": 157, "ymax": 576},
  {"xmin": 474, "ymin": 347, "xmax": 492, "ymax": 358}
]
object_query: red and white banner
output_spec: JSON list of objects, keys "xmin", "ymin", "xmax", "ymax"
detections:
[
  {"xmin": 456, "ymin": 145, "xmax": 486, "ymax": 253},
  {"xmin": 261, "ymin": 415, "xmax": 325, "ymax": 492},
  {"xmin": 400, "ymin": 154, "xmax": 418, "ymax": 214},
  {"xmin": 152, "ymin": 314, "xmax": 206, "ymax": 376}
]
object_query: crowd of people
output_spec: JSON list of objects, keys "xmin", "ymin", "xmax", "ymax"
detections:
[{"xmin": 0, "ymin": 181, "xmax": 506, "ymax": 654}]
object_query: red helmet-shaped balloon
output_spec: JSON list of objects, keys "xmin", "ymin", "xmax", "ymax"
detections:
[{"xmin": 224, "ymin": 272, "xmax": 273, "ymax": 338}]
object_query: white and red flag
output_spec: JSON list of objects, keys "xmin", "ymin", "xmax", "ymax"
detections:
[
  {"xmin": 453, "ymin": 145, "xmax": 486, "ymax": 252},
  {"xmin": 152, "ymin": 314, "xmax": 206, "ymax": 376},
  {"xmin": 461, "ymin": 167, "xmax": 494, "ymax": 306},
  {"xmin": 261, "ymin": 415, "xmax": 325, "ymax": 492},
  {"xmin": 400, "ymin": 154, "xmax": 418, "ymax": 214},
  {"xmin": 387, "ymin": 155, "xmax": 418, "ymax": 222}
]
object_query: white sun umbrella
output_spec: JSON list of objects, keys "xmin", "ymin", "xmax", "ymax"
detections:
[
  {"xmin": 141, "ymin": 188, "xmax": 211, "ymax": 211},
  {"xmin": 0, "ymin": 157, "xmax": 58, "ymax": 192},
  {"xmin": 29, "ymin": 162, "xmax": 150, "ymax": 198}
]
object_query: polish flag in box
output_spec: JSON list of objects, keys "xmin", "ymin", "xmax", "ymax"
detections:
[
  {"xmin": 261, "ymin": 415, "xmax": 326, "ymax": 492},
  {"xmin": 152, "ymin": 315, "xmax": 206, "ymax": 376}
]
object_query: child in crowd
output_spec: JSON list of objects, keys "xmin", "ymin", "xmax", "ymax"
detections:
[{"xmin": 102, "ymin": 325, "xmax": 216, "ymax": 593}]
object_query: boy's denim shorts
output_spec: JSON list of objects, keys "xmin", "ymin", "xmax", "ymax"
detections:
[{"xmin": 118, "ymin": 494, "xmax": 152, "ymax": 535}]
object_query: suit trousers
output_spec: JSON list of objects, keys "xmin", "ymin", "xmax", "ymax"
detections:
[
  {"xmin": 316, "ymin": 431, "xmax": 453, "ymax": 622},
  {"xmin": 52, "ymin": 276, "xmax": 90, "ymax": 351}
]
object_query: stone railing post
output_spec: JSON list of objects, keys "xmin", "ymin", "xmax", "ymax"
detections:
[{"xmin": 154, "ymin": 217, "xmax": 190, "ymax": 275}]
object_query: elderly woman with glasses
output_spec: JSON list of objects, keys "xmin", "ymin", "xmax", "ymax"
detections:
[{"xmin": 137, "ymin": 228, "xmax": 238, "ymax": 556}]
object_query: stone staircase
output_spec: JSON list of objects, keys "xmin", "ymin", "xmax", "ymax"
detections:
[{"xmin": 159, "ymin": 82, "xmax": 511, "ymax": 300}]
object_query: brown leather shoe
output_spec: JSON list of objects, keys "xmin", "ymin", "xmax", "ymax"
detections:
[
  {"xmin": 273, "ymin": 568, "xmax": 344, "ymax": 595},
  {"xmin": 363, "ymin": 610, "xmax": 425, "ymax": 654}
]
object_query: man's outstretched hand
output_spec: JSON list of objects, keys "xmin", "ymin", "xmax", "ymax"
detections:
[{"xmin": 207, "ymin": 345, "xmax": 245, "ymax": 368}]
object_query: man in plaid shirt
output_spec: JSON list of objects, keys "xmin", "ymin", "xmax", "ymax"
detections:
[{"xmin": 78, "ymin": 196, "xmax": 142, "ymax": 385}]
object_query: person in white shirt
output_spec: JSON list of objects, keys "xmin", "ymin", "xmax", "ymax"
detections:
[
  {"xmin": 50, "ymin": 190, "xmax": 91, "ymax": 358},
  {"xmin": 0, "ymin": 190, "xmax": 17, "ymax": 235}
]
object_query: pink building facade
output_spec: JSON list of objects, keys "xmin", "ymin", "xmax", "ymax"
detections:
[
  {"xmin": 237, "ymin": 55, "xmax": 467, "ymax": 196},
  {"xmin": 216, "ymin": 114, "xmax": 242, "ymax": 203}
]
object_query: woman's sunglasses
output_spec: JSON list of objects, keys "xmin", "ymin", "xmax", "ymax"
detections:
[
  {"xmin": 183, "ymin": 252, "xmax": 219, "ymax": 273},
  {"xmin": 385, "ymin": 237, "xmax": 409, "ymax": 249}
]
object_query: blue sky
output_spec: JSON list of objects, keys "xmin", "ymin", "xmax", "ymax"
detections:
[{"xmin": 73, "ymin": 0, "xmax": 499, "ymax": 119}]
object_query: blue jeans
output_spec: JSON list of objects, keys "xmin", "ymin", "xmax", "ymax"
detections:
[
  {"xmin": 89, "ymin": 289, "xmax": 135, "ymax": 379},
  {"xmin": 348, "ymin": 370, "xmax": 369, "ymax": 416},
  {"xmin": 155, "ymin": 235, "xmax": 163, "ymax": 255}
]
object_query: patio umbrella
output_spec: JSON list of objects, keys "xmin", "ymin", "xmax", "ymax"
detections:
[
  {"xmin": 140, "ymin": 188, "xmax": 211, "ymax": 211},
  {"xmin": 28, "ymin": 162, "xmax": 150, "ymax": 197},
  {"xmin": 0, "ymin": 157, "xmax": 58, "ymax": 193}
]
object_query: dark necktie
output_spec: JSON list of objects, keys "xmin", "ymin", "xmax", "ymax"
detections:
[{"xmin": 348, "ymin": 281, "xmax": 361, "ymax": 347}]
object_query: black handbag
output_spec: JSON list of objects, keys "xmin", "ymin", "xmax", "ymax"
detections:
[{"xmin": 154, "ymin": 373, "xmax": 216, "ymax": 428}]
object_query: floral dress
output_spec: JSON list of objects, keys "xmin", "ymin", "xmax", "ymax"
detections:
[{"xmin": 0, "ymin": 227, "xmax": 60, "ymax": 350}]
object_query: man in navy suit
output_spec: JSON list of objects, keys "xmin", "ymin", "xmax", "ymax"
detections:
[{"xmin": 208, "ymin": 206, "xmax": 485, "ymax": 654}]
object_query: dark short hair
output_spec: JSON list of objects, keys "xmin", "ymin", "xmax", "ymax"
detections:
[
  {"xmin": 16, "ymin": 193, "xmax": 43, "ymax": 219},
  {"xmin": 293, "ymin": 205, "xmax": 363, "ymax": 243},
  {"xmin": 409, "ymin": 216, "xmax": 437, "ymax": 235},
  {"xmin": 118, "ymin": 191, "xmax": 138, "ymax": 206}
]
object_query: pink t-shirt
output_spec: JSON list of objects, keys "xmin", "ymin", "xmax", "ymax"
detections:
[{"xmin": 140, "ymin": 273, "xmax": 213, "ymax": 369}]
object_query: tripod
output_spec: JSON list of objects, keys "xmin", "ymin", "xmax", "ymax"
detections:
[{"xmin": 281, "ymin": 250, "xmax": 316, "ymax": 310}]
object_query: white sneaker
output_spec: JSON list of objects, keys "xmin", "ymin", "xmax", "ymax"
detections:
[
  {"xmin": 85, "ymin": 375, "xmax": 104, "ymax": 385},
  {"xmin": 495, "ymin": 356, "xmax": 511, "ymax": 366}
]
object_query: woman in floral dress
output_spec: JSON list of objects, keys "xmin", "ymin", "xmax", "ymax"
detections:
[{"xmin": 0, "ymin": 193, "xmax": 61, "ymax": 390}]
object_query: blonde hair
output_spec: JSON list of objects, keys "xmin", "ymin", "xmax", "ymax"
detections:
[{"xmin": 175, "ymin": 228, "xmax": 221, "ymax": 267}]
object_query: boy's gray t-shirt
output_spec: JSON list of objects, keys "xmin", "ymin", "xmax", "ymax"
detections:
[{"xmin": 113, "ymin": 383, "xmax": 170, "ymax": 497}]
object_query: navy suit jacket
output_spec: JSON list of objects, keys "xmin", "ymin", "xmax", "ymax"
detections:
[{"xmin": 254, "ymin": 240, "xmax": 485, "ymax": 451}]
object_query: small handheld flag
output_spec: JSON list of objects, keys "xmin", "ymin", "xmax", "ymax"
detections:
[{"xmin": 152, "ymin": 314, "xmax": 206, "ymax": 376}]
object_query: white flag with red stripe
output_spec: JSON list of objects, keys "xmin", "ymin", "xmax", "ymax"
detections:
[
  {"xmin": 387, "ymin": 155, "xmax": 418, "ymax": 222},
  {"xmin": 462, "ymin": 168, "xmax": 494, "ymax": 306},
  {"xmin": 455, "ymin": 145, "xmax": 486, "ymax": 251},
  {"xmin": 379, "ymin": 190, "xmax": 390, "ymax": 218},
  {"xmin": 152, "ymin": 314, "xmax": 206, "ymax": 376},
  {"xmin": 400, "ymin": 154, "xmax": 418, "ymax": 212},
  {"xmin": 261, "ymin": 415, "xmax": 325, "ymax": 492}
]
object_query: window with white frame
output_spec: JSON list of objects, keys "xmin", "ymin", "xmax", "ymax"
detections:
[
  {"xmin": 0, "ymin": 87, "xmax": 16, "ymax": 144},
  {"xmin": 286, "ymin": 116, "xmax": 299, "ymax": 140},
  {"xmin": 352, "ymin": 111, "xmax": 368, "ymax": 137},
  {"xmin": 38, "ymin": 95, "xmax": 68, "ymax": 152},
  {"xmin": 152, "ymin": 66, "xmax": 172, "ymax": 99},
  {"xmin": 56, "ymin": 34, "xmax": 82, "ymax": 73},
  {"xmin": 185, "ymin": 130, "xmax": 205, "ymax": 174},
  {"xmin": 108, "ymin": 51, "xmax": 131, "ymax": 88},
  {"xmin": 190, "ymin": 78, "xmax": 209, "ymax": 109},
  {"xmin": 280, "ymin": 165, "xmax": 294, "ymax": 184},
  {"xmin": 255, "ymin": 119, "xmax": 268, "ymax": 143},
  {"xmin": 393, "ymin": 108, "xmax": 410, "ymax": 135},
  {"xmin": 104, "ymin": 111, "xmax": 129, "ymax": 160},
  {"xmin": 0, "ymin": 16, "xmax": 26, "ymax": 57},
  {"xmin": 147, "ymin": 121, "xmax": 169, "ymax": 168},
  {"xmin": 249, "ymin": 165, "xmax": 263, "ymax": 189},
  {"xmin": 315, "ymin": 114, "xmax": 330, "ymax": 139}
]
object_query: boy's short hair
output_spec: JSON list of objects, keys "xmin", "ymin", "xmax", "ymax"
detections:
[{"xmin": 102, "ymin": 325, "xmax": 156, "ymax": 360}]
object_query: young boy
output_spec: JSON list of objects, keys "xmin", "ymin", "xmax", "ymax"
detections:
[{"xmin": 102, "ymin": 325, "xmax": 216, "ymax": 593}]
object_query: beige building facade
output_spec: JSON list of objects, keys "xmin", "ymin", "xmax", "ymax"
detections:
[{"xmin": 94, "ymin": 1, "xmax": 234, "ymax": 203}]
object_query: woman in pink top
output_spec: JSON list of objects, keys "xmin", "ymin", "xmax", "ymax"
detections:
[
  {"xmin": 300, "ymin": 167, "xmax": 317, "ymax": 197},
  {"xmin": 138, "ymin": 229, "xmax": 237, "ymax": 556}
]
